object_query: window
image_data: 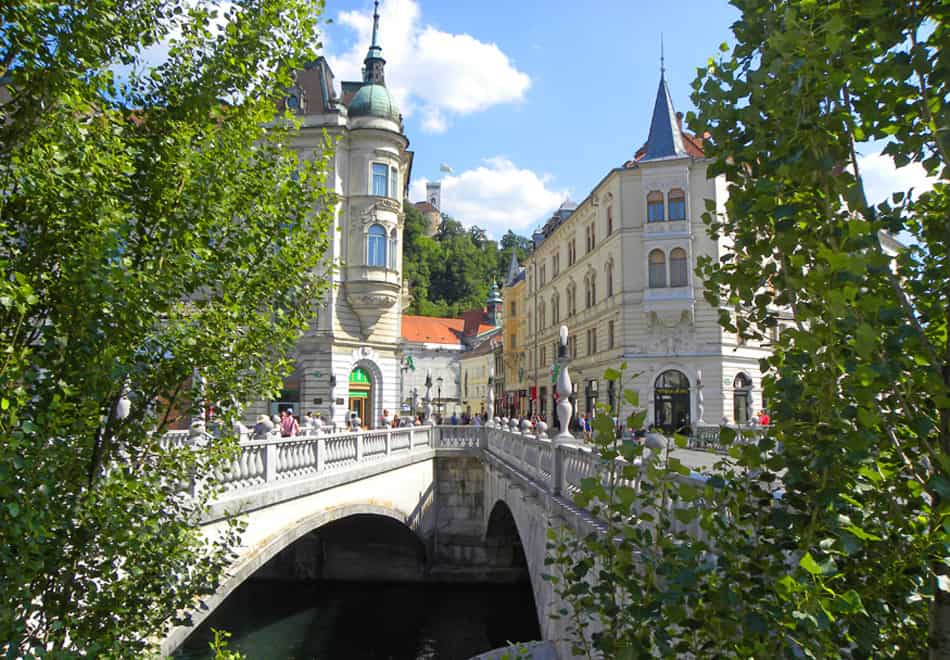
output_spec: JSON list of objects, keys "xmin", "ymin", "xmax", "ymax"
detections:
[
  {"xmin": 389, "ymin": 229, "xmax": 397, "ymax": 269},
  {"xmin": 568, "ymin": 238, "xmax": 576, "ymax": 266},
  {"xmin": 608, "ymin": 320, "xmax": 615, "ymax": 349},
  {"xmin": 606, "ymin": 205, "xmax": 613, "ymax": 236},
  {"xmin": 648, "ymin": 249, "xmax": 667, "ymax": 288},
  {"xmin": 552, "ymin": 293, "xmax": 560, "ymax": 324},
  {"xmin": 540, "ymin": 264, "xmax": 546, "ymax": 286},
  {"xmin": 510, "ymin": 334, "xmax": 517, "ymax": 349},
  {"xmin": 567, "ymin": 283, "xmax": 576, "ymax": 316},
  {"xmin": 390, "ymin": 166, "xmax": 399, "ymax": 198},
  {"xmin": 372, "ymin": 163, "xmax": 388, "ymax": 196},
  {"xmin": 670, "ymin": 247, "xmax": 688, "ymax": 287},
  {"xmin": 649, "ymin": 250, "xmax": 666, "ymax": 289},
  {"xmin": 539, "ymin": 299, "xmax": 546, "ymax": 330},
  {"xmin": 510, "ymin": 301, "xmax": 516, "ymax": 317},
  {"xmin": 668, "ymin": 188, "xmax": 686, "ymax": 221},
  {"xmin": 541, "ymin": 345, "xmax": 547, "ymax": 367},
  {"xmin": 606, "ymin": 261, "xmax": 614, "ymax": 297},
  {"xmin": 590, "ymin": 273, "xmax": 597, "ymax": 306},
  {"xmin": 586, "ymin": 223, "xmax": 595, "ymax": 252},
  {"xmin": 568, "ymin": 335, "xmax": 577, "ymax": 359},
  {"xmin": 367, "ymin": 224, "xmax": 387, "ymax": 267},
  {"xmin": 552, "ymin": 252, "xmax": 560, "ymax": 277},
  {"xmin": 584, "ymin": 275, "xmax": 593, "ymax": 308},
  {"xmin": 587, "ymin": 327, "xmax": 597, "ymax": 355},
  {"xmin": 647, "ymin": 191, "xmax": 665, "ymax": 222}
]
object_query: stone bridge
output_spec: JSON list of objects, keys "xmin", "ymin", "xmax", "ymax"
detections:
[{"xmin": 161, "ymin": 424, "xmax": 709, "ymax": 657}]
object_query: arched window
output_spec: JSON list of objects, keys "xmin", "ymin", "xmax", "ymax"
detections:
[
  {"xmin": 733, "ymin": 373, "xmax": 752, "ymax": 424},
  {"xmin": 647, "ymin": 191, "xmax": 665, "ymax": 223},
  {"xmin": 668, "ymin": 188, "xmax": 686, "ymax": 221},
  {"xmin": 567, "ymin": 282, "xmax": 576, "ymax": 316},
  {"xmin": 551, "ymin": 293, "xmax": 560, "ymax": 324},
  {"xmin": 648, "ymin": 249, "xmax": 667, "ymax": 288},
  {"xmin": 539, "ymin": 299, "xmax": 546, "ymax": 330},
  {"xmin": 670, "ymin": 247, "xmax": 688, "ymax": 287},
  {"xmin": 590, "ymin": 272, "xmax": 597, "ymax": 305},
  {"xmin": 654, "ymin": 370, "xmax": 690, "ymax": 432},
  {"xmin": 605, "ymin": 260, "xmax": 614, "ymax": 297},
  {"xmin": 367, "ymin": 224, "xmax": 387, "ymax": 267}
]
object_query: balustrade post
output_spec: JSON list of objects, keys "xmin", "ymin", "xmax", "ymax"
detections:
[
  {"xmin": 356, "ymin": 432, "xmax": 364, "ymax": 463},
  {"xmin": 264, "ymin": 441, "xmax": 278, "ymax": 483},
  {"xmin": 409, "ymin": 427, "xmax": 415, "ymax": 450},
  {"xmin": 385, "ymin": 430, "xmax": 392, "ymax": 456},
  {"xmin": 552, "ymin": 444, "xmax": 565, "ymax": 496},
  {"xmin": 316, "ymin": 436, "xmax": 326, "ymax": 472}
]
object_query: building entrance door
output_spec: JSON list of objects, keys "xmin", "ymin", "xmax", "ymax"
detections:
[
  {"xmin": 348, "ymin": 367, "xmax": 372, "ymax": 428},
  {"xmin": 654, "ymin": 369, "xmax": 691, "ymax": 433}
]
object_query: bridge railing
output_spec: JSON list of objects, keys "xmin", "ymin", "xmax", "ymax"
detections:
[
  {"xmin": 209, "ymin": 426, "xmax": 433, "ymax": 495},
  {"xmin": 688, "ymin": 424, "xmax": 768, "ymax": 453}
]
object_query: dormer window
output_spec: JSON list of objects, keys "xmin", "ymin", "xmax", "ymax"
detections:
[
  {"xmin": 372, "ymin": 163, "xmax": 388, "ymax": 197},
  {"xmin": 668, "ymin": 188, "xmax": 686, "ymax": 221},
  {"xmin": 367, "ymin": 224, "xmax": 387, "ymax": 267},
  {"xmin": 647, "ymin": 191, "xmax": 665, "ymax": 223}
]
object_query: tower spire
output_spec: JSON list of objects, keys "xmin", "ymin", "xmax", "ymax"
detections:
[
  {"xmin": 362, "ymin": 0, "xmax": 386, "ymax": 84},
  {"xmin": 660, "ymin": 33, "xmax": 665, "ymax": 78}
]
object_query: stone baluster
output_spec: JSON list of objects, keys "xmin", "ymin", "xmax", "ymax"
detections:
[
  {"xmin": 385, "ymin": 429, "xmax": 392, "ymax": 455},
  {"xmin": 555, "ymin": 325, "xmax": 574, "ymax": 444},
  {"xmin": 356, "ymin": 432, "xmax": 364, "ymax": 463}
]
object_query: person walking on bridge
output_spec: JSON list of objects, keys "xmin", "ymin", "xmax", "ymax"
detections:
[{"xmin": 279, "ymin": 409, "xmax": 299, "ymax": 437}]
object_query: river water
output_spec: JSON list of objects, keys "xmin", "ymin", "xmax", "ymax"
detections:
[{"xmin": 176, "ymin": 579, "xmax": 541, "ymax": 660}]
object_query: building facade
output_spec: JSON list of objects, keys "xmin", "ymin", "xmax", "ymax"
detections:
[
  {"xmin": 247, "ymin": 6, "xmax": 412, "ymax": 429},
  {"xmin": 522, "ymin": 72, "xmax": 773, "ymax": 433},
  {"xmin": 501, "ymin": 252, "xmax": 530, "ymax": 418}
]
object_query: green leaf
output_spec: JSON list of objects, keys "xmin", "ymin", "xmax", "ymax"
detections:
[
  {"xmin": 7, "ymin": 502, "xmax": 19, "ymax": 518},
  {"xmin": 624, "ymin": 389, "xmax": 639, "ymax": 407},
  {"xmin": 800, "ymin": 552, "xmax": 822, "ymax": 576}
]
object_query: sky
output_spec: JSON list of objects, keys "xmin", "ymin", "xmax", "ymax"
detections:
[{"xmin": 132, "ymin": 0, "xmax": 937, "ymax": 240}]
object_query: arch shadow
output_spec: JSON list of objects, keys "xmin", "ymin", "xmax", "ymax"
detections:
[{"xmin": 163, "ymin": 502, "xmax": 421, "ymax": 655}]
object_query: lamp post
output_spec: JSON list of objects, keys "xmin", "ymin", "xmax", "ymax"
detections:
[
  {"xmin": 328, "ymin": 374, "xmax": 338, "ymax": 432},
  {"xmin": 436, "ymin": 376, "xmax": 444, "ymax": 420},
  {"xmin": 486, "ymin": 366, "xmax": 495, "ymax": 428},
  {"xmin": 423, "ymin": 369, "xmax": 433, "ymax": 424}
]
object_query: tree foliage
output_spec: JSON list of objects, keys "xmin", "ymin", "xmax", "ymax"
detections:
[
  {"xmin": 402, "ymin": 202, "xmax": 533, "ymax": 317},
  {"xmin": 548, "ymin": 1, "xmax": 948, "ymax": 657},
  {"xmin": 0, "ymin": 0, "xmax": 333, "ymax": 655}
]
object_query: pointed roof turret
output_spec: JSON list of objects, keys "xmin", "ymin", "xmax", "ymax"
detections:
[
  {"xmin": 641, "ymin": 70, "xmax": 688, "ymax": 161},
  {"xmin": 505, "ymin": 249, "xmax": 520, "ymax": 286},
  {"xmin": 363, "ymin": 1, "xmax": 386, "ymax": 85}
]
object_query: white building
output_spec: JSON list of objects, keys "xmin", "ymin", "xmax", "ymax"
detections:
[
  {"xmin": 523, "ymin": 70, "xmax": 777, "ymax": 433},
  {"xmin": 249, "ymin": 5, "xmax": 411, "ymax": 429}
]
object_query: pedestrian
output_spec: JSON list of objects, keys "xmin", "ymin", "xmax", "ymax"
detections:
[
  {"xmin": 582, "ymin": 413, "xmax": 592, "ymax": 441},
  {"xmin": 381, "ymin": 408, "xmax": 391, "ymax": 428},
  {"xmin": 391, "ymin": 413, "xmax": 400, "ymax": 428},
  {"xmin": 279, "ymin": 409, "xmax": 299, "ymax": 437},
  {"xmin": 349, "ymin": 411, "xmax": 361, "ymax": 431},
  {"xmin": 758, "ymin": 409, "xmax": 771, "ymax": 426},
  {"xmin": 450, "ymin": 410, "xmax": 459, "ymax": 425},
  {"xmin": 311, "ymin": 411, "xmax": 324, "ymax": 433},
  {"xmin": 253, "ymin": 414, "xmax": 274, "ymax": 439}
]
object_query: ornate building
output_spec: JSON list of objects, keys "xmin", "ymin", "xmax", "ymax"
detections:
[
  {"xmin": 523, "ymin": 70, "xmax": 776, "ymax": 432},
  {"xmin": 250, "ymin": 4, "xmax": 412, "ymax": 429}
]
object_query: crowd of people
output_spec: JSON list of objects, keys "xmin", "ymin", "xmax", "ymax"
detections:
[{"xmin": 248, "ymin": 406, "xmax": 771, "ymax": 442}]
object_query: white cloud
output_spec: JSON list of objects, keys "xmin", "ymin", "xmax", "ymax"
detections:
[
  {"xmin": 411, "ymin": 157, "xmax": 567, "ymax": 238},
  {"xmin": 858, "ymin": 153, "xmax": 937, "ymax": 206},
  {"xmin": 327, "ymin": 0, "xmax": 530, "ymax": 133}
]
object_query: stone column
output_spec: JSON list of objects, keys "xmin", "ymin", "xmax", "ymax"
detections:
[{"xmin": 554, "ymin": 325, "xmax": 574, "ymax": 444}]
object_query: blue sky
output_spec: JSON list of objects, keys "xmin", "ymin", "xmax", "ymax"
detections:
[
  {"xmin": 322, "ymin": 0, "xmax": 742, "ymax": 237},
  {"xmin": 321, "ymin": 0, "xmax": 936, "ymax": 239}
]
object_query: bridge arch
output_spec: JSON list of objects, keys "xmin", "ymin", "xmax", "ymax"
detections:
[
  {"xmin": 483, "ymin": 487, "xmax": 547, "ymax": 635},
  {"xmin": 169, "ymin": 503, "xmax": 423, "ymax": 652}
]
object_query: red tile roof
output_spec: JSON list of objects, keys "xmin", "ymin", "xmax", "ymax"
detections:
[
  {"xmin": 402, "ymin": 314, "xmax": 495, "ymax": 344},
  {"xmin": 625, "ymin": 130, "xmax": 706, "ymax": 168},
  {"xmin": 414, "ymin": 201, "xmax": 439, "ymax": 213}
]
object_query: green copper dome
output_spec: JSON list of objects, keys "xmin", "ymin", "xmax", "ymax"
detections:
[{"xmin": 348, "ymin": 84, "xmax": 399, "ymax": 122}]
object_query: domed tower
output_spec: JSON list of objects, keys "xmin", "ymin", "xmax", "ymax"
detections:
[{"xmin": 276, "ymin": 1, "xmax": 412, "ymax": 431}]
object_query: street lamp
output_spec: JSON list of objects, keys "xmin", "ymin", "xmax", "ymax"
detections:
[{"xmin": 436, "ymin": 376, "xmax": 444, "ymax": 420}]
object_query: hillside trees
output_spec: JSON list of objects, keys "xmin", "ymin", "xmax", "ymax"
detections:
[
  {"xmin": 546, "ymin": 0, "xmax": 947, "ymax": 657},
  {"xmin": 402, "ymin": 203, "xmax": 533, "ymax": 317},
  {"xmin": 0, "ymin": 0, "xmax": 334, "ymax": 655}
]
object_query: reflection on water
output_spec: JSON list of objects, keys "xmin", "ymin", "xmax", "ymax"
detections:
[{"xmin": 176, "ymin": 579, "xmax": 540, "ymax": 660}]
